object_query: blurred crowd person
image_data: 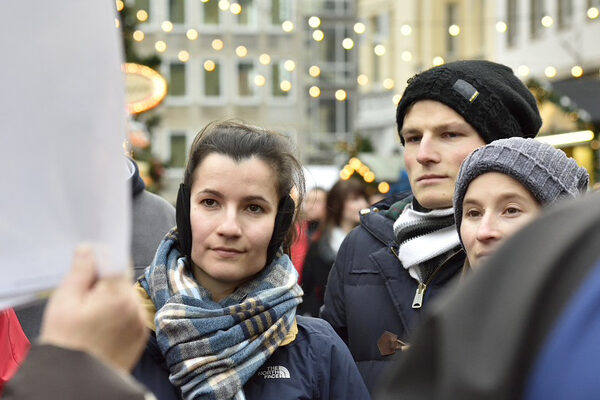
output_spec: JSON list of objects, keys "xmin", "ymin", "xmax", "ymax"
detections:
[
  {"xmin": 299, "ymin": 178, "xmax": 369, "ymax": 317},
  {"xmin": 321, "ymin": 59, "xmax": 543, "ymax": 394},
  {"xmin": 454, "ymin": 137, "xmax": 588, "ymax": 272},
  {"xmin": 0, "ymin": 309, "xmax": 29, "ymax": 395},
  {"xmin": 290, "ymin": 186, "xmax": 327, "ymax": 282},
  {"xmin": 132, "ymin": 121, "xmax": 369, "ymax": 399}
]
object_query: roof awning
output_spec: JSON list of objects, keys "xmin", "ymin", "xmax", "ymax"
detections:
[{"xmin": 551, "ymin": 76, "xmax": 600, "ymax": 123}]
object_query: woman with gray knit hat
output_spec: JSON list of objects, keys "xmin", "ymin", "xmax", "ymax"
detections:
[{"xmin": 454, "ymin": 137, "xmax": 589, "ymax": 270}]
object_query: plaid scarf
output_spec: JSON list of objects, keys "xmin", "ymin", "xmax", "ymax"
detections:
[{"xmin": 139, "ymin": 228, "xmax": 303, "ymax": 400}]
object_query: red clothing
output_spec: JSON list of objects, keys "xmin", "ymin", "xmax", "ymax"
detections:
[
  {"xmin": 290, "ymin": 222, "xmax": 310, "ymax": 284},
  {"xmin": 1, "ymin": 308, "xmax": 30, "ymax": 395}
]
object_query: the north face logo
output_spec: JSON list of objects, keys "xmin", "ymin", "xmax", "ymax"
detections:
[{"xmin": 258, "ymin": 365, "xmax": 290, "ymax": 379}]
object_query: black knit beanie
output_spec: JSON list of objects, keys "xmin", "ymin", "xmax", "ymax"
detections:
[{"xmin": 396, "ymin": 60, "xmax": 542, "ymax": 144}]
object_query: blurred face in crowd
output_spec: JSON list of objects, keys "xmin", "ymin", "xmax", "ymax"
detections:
[
  {"xmin": 341, "ymin": 193, "xmax": 369, "ymax": 230},
  {"xmin": 304, "ymin": 188, "xmax": 327, "ymax": 222},
  {"xmin": 189, "ymin": 153, "xmax": 279, "ymax": 301},
  {"xmin": 461, "ymin": 172, "xmax": 541, "ymax": 269},
  {"xmin": 401, "ymin": 100, "xmax": 486, "ymax": 209}
]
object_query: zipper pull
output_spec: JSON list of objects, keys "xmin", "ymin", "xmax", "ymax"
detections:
[{"xmin": 412, "ymin": 282, "xmax": 426, "ymax": 309}]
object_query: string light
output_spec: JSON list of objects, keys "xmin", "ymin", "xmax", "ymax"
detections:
[
  {"xmin": 335, "ymin": 89, "xmax": 347, "ymax": 101},
  {"xmin": 116, "ymin": 0, "xmax": 124, "ymax": 12},
  {"xmin": 230, "ymin": 3, "xmax": 242, "ymax": 14},
  {"xmin": 115, "ymin": 18, "xmax": 120, "ymax": 28},
  {"xmin": 280, "ymin": 80, "xmax": 292, "ymax": 92},
  {"xmin": 587, "ymin": 7, "xmax": 599, "ymax": 19},
  {"xmin": 254, "ymin": 75, "xmax": 266, "ymax": 86},
  {"xmin": 448, "ymin": 24, "xmax": 460, "ymax": 36},
  {"xmin": 401, "ymin": 50, "xmax": 412, "ymax": 62},
  {"xmin": 218, "ymin": 0, "xmax": 230, "ymax": 11},
  {"xmin": 357, "ymin": 74, "xmax": 368, "ymax": 86},
  {"xmin": 186, "ymin": 28, "xmax": 198, "ymax": 40},
  {"xmin": 133, "ymin": 30, "xmax": 145, "ymax": 41},
  {"xmin": 308, "ymin": 65, "xmax": 321, "ymax": 77},
  {"xmin": 364, "ymin": 171, "xmax": 375, "ymax": 183},
  {"xmin": 136, "ymin": 10, "xmax": 148, "ymax": 22},
  {"xmin": 284, "ymin": 59, "xmax": 296, "ymax": 71},
  {"xmin": 354, "ymin": 22, "xmax": 366, "ymax": 34},
  {"xmin": 154, "ymin": 40, "xmax": 167, "ymax": 52},
  {"xmin": 161, "ymin": 21, "xmax": 173, "ymax": 32},
  {"xmin": 571, "ymin": 65, "xmax": 583, "ymax": 78},
  {"xmin": 282, "ymin": 20, "xmax": 294, "ymax": 32},
  {"xmin": 374, "ymin": 44, "xmax": 386, "ymax": 56},
  {"xmin": 496, "ymin": 21, "xmax": 508, "ymax": 32},
  {"xmin": 541, "ymin": 16, "xmax": 553, "ymax": 27},
  {"xmin": 235, "ymin": 45, "xmax": 248, "ymax": 57},
  {"xmin": 544, "ymin": 66, "xmax": 557, "ymax": 78},
  {"xmin": 383, "ymin": 78, "xmax": 394, "ymax": 90},
  {"xmin": 393, "ymin": 94, "xmax": 402, "ymax": 105},
  {"xmin": 308, "ymin": 16, "xmax": 321, "ymax": 28},
  {"xmin": 309, "ymin": 86, "xmax": 321, "ymax": 97},
  {"xmin": 312, "ymin": 29, "xmax": 324, "ymax": 41},
  {"xmin": 400, "ymin": 24, "xmax": 412, "ymax": 36},
  {"xmin": 342, "ymin": 38, "xmax": 354, "ymax": 49},
  {"xmin": 517, "ymin": 65, "xmax": 530, "ymax": 77},
  {"xmin": 212, "ymin": 39, "xmax": 224, "ymax": 50},
  {"xmin": 204, "ymin": 60, "xmax": 216, "ymax": 72},
  {"xmin": 178, "ymin": 50, "xmax": 190, "ymax": 62},
  {"xmin": 432, "ymin": 56, "xmax": 444, "ymax": 66},
  {"xmin": 259, "ymin": 53, "xmax": 271, "ymax": 65},
  {"xmin": 378, "ymin": 182, "xmax": 390, "ymax": 194}
]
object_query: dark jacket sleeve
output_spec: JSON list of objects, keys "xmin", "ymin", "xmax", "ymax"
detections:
[{"xmin": 4, "ymin": 344, "xmax": 150, "ymax": 400}]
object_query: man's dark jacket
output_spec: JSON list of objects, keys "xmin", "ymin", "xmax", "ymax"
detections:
[{"xmin": 321, "ymin": 194, "xmax": 465, "ymax": 393}]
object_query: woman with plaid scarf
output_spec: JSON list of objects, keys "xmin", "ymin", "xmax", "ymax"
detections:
[{"xmin": 132, "ymin": 121, "xmax": 369, "ymax": 400}]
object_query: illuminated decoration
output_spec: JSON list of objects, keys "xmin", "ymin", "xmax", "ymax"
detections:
[
  {"xmin": 364, "ymin": 171, "xmax": 375, "ymax": 183},
  {"xmin": 400, "ymin": 24, "xmax": 412, "ymax": 36},
  {"xmin": 383, "ymin": 78, "xmax": 394, "ymax": 90},
  {"xmin": 115, "ymin": 18, "xmax": 120, "ymax": 28},
  {"xmin": 280, "ymin": 80, "xmax": 292, "ymax": 92},
  {"xmin": 284, "ymin": 59, "xmax": 296, "ymax": 71},
  {"xmin": 541, "ymin": 15, "xmax": 553, "ymax": 27},
  {"xmin": 354, "ymin": 22, "xmax": 366, "ymax": 34},
  {"xmin": 335, "ymin": 89, "xmax": 347, "ymax": 101},
  {"xmin": 378, "ymin": 182, "xmax": 390, "ymax": 194},
  {"xmin": 393, "ymin": 94, "xmax": 402, "ymax": 105},
  {"xmin": 544, "ymin": 66, "xmax": 557, "ymax": 78},
  {"xmin": 342, "ymin": 38, "xmax": 354, "ymax": 49},
  {"xmin": 587, "ymin": 7, "xmax": 599, "ymax": 19},
  {"xmin": 235, "ymin": 45, "xmax": 248, "ymax": 57},
  {"xmin": 517, "ymin": 64, "xmax": 530, "ymax": 77},
  {"xmin": 186, "ymin": 28, "xmax": 199, "ymax": 40},
  {"xmin": 212, "ymin": 39, "xmax": 224, "ymax": 50},
  {"xmin": 448, "ymin": 24, "xmax": 460, "ymax": 36},
  {"xmin": 133, "ymin": 30, "xmax": 145, "ymax": 42},
  {"xmin": 282, "ymin": 20, "xmax": 294, "ymax": 32},
  {"xmin": 218, "ymin": 0, "xmax": 230, "ymax": 11},
  {"xmin": 349, "ymin": 157, "xmax": 361, "ymax": 169},
  {"xmin": 374, "ymin": 44, "xmax": 386, "ymax": 56},
  {"xmin": 178, "ymin": 50, "xmax": 190, "ymax": 62},
  {"xmin": 254, "ymin": 74, "xmax": 266, "ymax": 86},
  {"xmin": 308, "ymin": 16, "xmax": 321, "ymax": 28},
  {"xmin": 136, "ymin": 10, "xmax": 148, "ymax": 22},
  {"xmin": 230, "ymin": 3, "xmax": 242, "ymax": 14},
  {"xmin": 259, "ymin": 53, "xmax": 271, "ymax": 65},
  {"xmin": 357, "ymin": 74, "xmax": 368, "ymax": 86},
  {"xmin": 161, "ymin": 20, "xmax": 173, "ymax": 32},
  {"xmin": 496, "ymin": 21, "xmax": 508, "ymax": 32},
  {"xmin": 123, "ymin": 63, "xmax": 167, "ymax": 115},
  {"xmin": 204, "ymin": 60, "xmax": 216, "ymax": 71},
  {"xmin": 309, "ymin": 86, "xmax": 321, "ymax": 97},
  {"xmin": 116, "ymin": 0, "xmax": 124, "ymax": 12},
  {"xmin": 312, "ymin": 29, "xmax": 324, "ymax": 41},
  {"xmin": 155, "ymin": 40, "xmax": 167, "ymax": 52},
  {"xmin": 401, "ymin": 50, "xmax": 412, "ymax": 62},
  {"xmin": 432, "ymin": 56, "xmax": 444, "ymax": 66},
  {"xmin": 342, "ymin": 157, "xmax": 383, "ymax": 185},
  {"xmin": 309, "ymin": 65, "xmax": 321, "ymax": 77},
  {"xmin": 536, "ymin": 130, "xmax": 594, "ymax": 148},
  {"xmin": 571, "ymin": 65, "xmax": 583, "ymax": 78}
]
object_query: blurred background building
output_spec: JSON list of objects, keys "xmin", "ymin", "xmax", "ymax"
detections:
[{"xmin": 120, "ymin": 0, "xmax": 600, "ymax": 202}]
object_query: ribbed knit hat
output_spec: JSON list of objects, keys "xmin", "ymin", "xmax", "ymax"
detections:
[
  {"xmin": 454, "ymin": 137, "xmax": 589, "ymax": 238},
  {"xmin": 396, "ymin": 60, "xmax": 542, "ymax": 144}
]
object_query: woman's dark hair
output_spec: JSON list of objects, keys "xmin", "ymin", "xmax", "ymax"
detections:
[
  {"xmin": 183, "ymin": 120, "xmax": 305, "ymax": 250},
  {"xmin": 325, "ymin": 178, "xmax": 369, "ymax": 228}
]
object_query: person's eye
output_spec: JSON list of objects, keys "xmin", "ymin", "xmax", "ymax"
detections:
[
  {"xmin": 504, "ymin": 206, "xmax": 522, "ymax": 216},
  {"xmin": 464, "ymin": 209, "xmax": 481, "ymax": 218},
  {"xmin": 247, "ymin": 204, "xmax": 265, "ymax": 214},
  {"xmin": 404, "ymin": 135, "xmax": 421, "ymax": 144},
  {"xmin": 200, "ymin": 199, "xmax": 218, "ymax": 208},
  {"xmin": 442, "ymin": 131, "xmax": 463, "ymax": 139}
]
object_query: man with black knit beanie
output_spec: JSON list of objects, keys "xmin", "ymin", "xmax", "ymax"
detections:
[{"xmin": 321, "ymin": 60, "xmax": 542, "ymax": 394}]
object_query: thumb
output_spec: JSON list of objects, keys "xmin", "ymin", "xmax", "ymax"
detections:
[{"xmin": 59, "ymin": 244, "xmax": 98, "ymax": 296}]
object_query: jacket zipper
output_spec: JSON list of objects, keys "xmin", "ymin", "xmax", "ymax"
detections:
[{"xmin": 391, "ymin": 246, "xmax": 462, "ymax": 309}]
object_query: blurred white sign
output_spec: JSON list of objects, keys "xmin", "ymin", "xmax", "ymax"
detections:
[{"xmin": 0, "ymin": 2, "xmax": 130, "ymax": 308}]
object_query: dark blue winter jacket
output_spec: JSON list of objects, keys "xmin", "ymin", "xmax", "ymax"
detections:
[
  {"xmin": 321, "ymin": 194, "xmax": 464, "ymax": 394},
  {"xmin": 132, "ymin": 316, "xmax": 370, "ymax": 400}
]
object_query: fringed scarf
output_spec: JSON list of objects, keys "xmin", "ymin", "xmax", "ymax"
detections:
[
  {"xmin": 393, "ymin": 202, "xmax": 460, "ymax": 283},
  {"xmin": 138, "ymin": 229, "xmax": 303, "ymax": 400}
]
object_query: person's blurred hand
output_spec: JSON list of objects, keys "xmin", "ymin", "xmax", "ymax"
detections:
[{"xmin": 39, "ymin": 245, "xmax": 147, "ymax": 372}]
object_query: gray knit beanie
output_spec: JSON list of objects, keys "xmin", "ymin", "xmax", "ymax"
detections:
[
  {"xmin": 454, "ymin": 137, "xmax": 589, "ymax": 238},
  {"xmin": 396, "ymin": 60, "xmax": 542, "ymax": 145}
]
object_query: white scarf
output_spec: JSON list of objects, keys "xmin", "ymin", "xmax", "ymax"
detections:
[{"xmin": 393, "ymin": 203, "xmax": 459, "ymax": 282}]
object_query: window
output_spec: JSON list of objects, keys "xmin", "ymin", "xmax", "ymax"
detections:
[
  {"xmin": 202, "ymin": 0, "xmax": 220, "ymax": 25},
  {"xmin": 169, "ymin": 0, "xmax": 185, "ymax": 24},
  {"xmin": 319, "ymin": 99, "xmax": 336, "ymax": 133},
  {"xmin": 272, "ymin": 61, "xmax": 292, "ymax": 98},
  {"xmin": 271, "ymin": 0, "xmax": 292, "ymax": 25},
  {"xmin": 557, "ymin": 0, "xmax": 573, "ymax": 29},
  {"xmin": 507, "ymin": 0, "xmax": 518, "ymax": 47},
  {"xmin": 446, "ymin": 3, "xmax": 459, "ymax": 56},
  {"xmin": 203, "ymin": 60, "xmax": 221, "ymax": 97},
  {"xmin": 169, "ymin": 63, "xmax": 186, "ymax": 96},
  {"xmin": 169, "ymin": 134, "xmax": 187, "ymax": 168},
  {"xmin": 530, "ymin": 0, "xmax": 544, "ymax": 39},
  {"xmin": 235, "ymin": 0, "xmax": 258, "ymax": 27},
  {"xmin": 237, "ymin": 61, "xmax": 256, "ymax": 97}
]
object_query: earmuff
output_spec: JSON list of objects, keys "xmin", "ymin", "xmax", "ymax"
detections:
[{"xmin": 175, "ymin": 183, "xmax": 295, "ymax": 266}]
